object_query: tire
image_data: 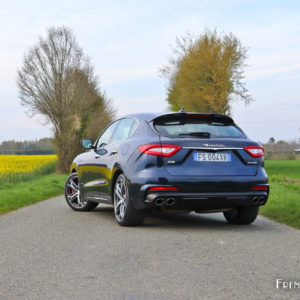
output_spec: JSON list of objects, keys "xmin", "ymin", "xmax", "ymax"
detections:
[
  {"xmin": 113, "ymin": 174, "xmax": 145, "ymax": 226},
  {"xmin": 223, "ymin": 206, "xmax": 259, "ymax": 225},
  {"xmin": 64, "ymin": 173, "xmax": 98, "ymax": 211}
]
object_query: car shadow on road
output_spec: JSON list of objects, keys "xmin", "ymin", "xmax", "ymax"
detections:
[
  {"xmin": 93, "ymin": 205, "xmax": 273, "ymax": 232},
  {"xmin": 143, "ymin": 209, "xmax": 268, "ymax": 232},
  {"xmin": 94, "ymin": 206, "xmax": 114, "ymax": 212}
]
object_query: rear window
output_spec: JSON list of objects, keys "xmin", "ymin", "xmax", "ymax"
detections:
[{"xmin": 154, "ymin": 118, "xmax": 245, "ymax": 139}]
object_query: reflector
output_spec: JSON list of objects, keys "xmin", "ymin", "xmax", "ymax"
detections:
[
  {"xmin": 148, "ymin": 186, "xmax": 178, "ymax": 191},
  {"xmin": 252, "ymin": 185, "xmax": 269, "ymax": 190}
]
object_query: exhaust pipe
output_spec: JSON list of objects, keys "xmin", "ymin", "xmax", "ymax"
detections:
[
  {"xmin": 252, "ymin": 197, "xmax": 259, "ymax": 205},
  {"xmin": 166, "ymin": 198, "xmax": 176, "ymax": 206},
  {"xmin": 258, "ymin": 196, "xmax": 265, "ymax": 204},
  {"xmin": 154, "ymin": 198, "xmax": 165, "ymax": 206}
]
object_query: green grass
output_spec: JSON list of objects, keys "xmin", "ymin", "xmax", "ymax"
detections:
[
  {"xmin": 0, "ymin": 173, "xmax": 67, "ymax": 215},
  {"xmin": 260, "ymin": 161, "xmax": 300, "ymax": 229},
  {"xmin": 264, "ymin": 160, "xmax": 300, "ymax": 180}
]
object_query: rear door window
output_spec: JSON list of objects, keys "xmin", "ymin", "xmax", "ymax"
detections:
[
  {"xmin": 96, "ymin": 120, "xmax": 120, "ymax": 148},
  {"xmin": 154, "ymin": 118, "xmax": 245, "ymax": 139},
  {"xmin": 110, "ymin": 118, "xmax": 137, "ymax": 144}
]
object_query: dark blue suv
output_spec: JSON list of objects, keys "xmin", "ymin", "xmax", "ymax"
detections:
[{"xmin": 65, "ymin": 112, "xmax": 269, "ymax": 226}]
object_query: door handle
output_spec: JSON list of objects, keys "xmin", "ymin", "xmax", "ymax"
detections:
[
  {"xmin": 94, "ymin": 154, "xmax": 101, "ymax": 159},
  {"xmin": 110, "ymin": 150, "xmax": 118, "ymax": 155}
]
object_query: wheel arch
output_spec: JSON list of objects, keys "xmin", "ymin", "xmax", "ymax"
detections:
[
  {"xmin": 111, "ymin": 167, "xmax": 124, "ymax": 199},
  {"xmin": 69, "ymin": 162, "xmax": 78, "ymax": 174}
]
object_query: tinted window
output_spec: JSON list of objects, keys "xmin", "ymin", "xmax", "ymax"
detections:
[
  {"xmin": 96, "ymin": 121, "xmax": 119, "ymax": 148},
  {"xmin": 154, "ymin": 118, "xmax": 245, "ymax": 139},
  {"xmin": 110, "ymin": 118, "xmax": 137, "ymax": 143}
]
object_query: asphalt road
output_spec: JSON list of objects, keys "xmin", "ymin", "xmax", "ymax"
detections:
[{"xmin": 0, "ymin": 196, "xmax": 299, "ymax": 300}]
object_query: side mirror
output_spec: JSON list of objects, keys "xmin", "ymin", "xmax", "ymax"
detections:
[{"xmin": 81, "ymin": 139, "xmax": 94, "ymax": 149}]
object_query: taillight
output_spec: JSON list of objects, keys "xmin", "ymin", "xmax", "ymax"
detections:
[
  {"xmin": 147, "ymin": 186, "xmax": 178, "ymax": 191},
  {"xmin": 244, "ymin": 146, "xmax": 264, "ymax": 158},
  {"xmin": 138, "ymin": 144, "xmax": 181, "ymax": 157},
  {"xmin": 252, "ymin": 185, "xmax": 269, "ymax": 191}
]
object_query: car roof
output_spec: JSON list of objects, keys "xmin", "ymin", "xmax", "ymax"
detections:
[{"xmin": 122, "ymin": 113, "xmax": 162, "ymax": 122}]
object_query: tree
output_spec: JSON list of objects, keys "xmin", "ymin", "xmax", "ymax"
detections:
[
  {"xmin": 268, "ymin": 137, "xmax": 275, "ymax": 144},
  {"xmin": 17, "ymin": 26, "xmax": 114, "ymax": 172},
  {"xmin": 160, "ymin": 29, "xmax": 252, "ymax": 115}
]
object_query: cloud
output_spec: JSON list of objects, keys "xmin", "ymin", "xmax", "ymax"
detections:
[
  {"xmin": 279, "ymin": 74, "xmax": 300, "ymax": 81},
  {"xmin": 0, "ymin": 0, "xmax": 300, "ymax": 142},
  {"xmin": 0, "ymin": 114, "xmax": 51, "ymax": 141},
  {"xmin": 246, "ymin": 64, "xmax": 300, "ymax": 79},
  {"xmin": 114, "ymin": 95, "xmax": 169, "ymax": 117},
  {"xmin": 103, "ymin": 65, "xmax": 158, "ymax": 85}
]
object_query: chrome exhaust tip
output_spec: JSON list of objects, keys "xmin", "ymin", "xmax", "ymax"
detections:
[
  {"xmin": 252, "ymin": 197, "xmax": 259, "ymax": 204},
  {"xmin": 258, "ymin": 196, "xmax": 266, "ymax": 204},
  {"xmin": 154, "ymin": 198, "xmax": 165, "ymax": 206},
  {"xmin": 166, "ymin": 198, "xmax": 176, "ymax": 206}
]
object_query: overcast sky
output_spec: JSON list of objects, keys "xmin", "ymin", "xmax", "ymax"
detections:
[{"xmin": 0, "ymin": 0, "xmax": 299, "ymax": 143}]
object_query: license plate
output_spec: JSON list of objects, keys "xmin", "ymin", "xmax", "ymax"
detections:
[{"xmin": 193, "ymin": 152, "xmax": 231, "ymax": 162}]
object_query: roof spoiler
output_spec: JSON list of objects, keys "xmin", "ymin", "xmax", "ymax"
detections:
[{"xmin": 149, "ymin": 112, "xmax": 234, "ymax": 124}]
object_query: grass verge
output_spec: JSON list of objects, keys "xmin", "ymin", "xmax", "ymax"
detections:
[
  {"xmin": 260, "ymin": 161, "xmax": 300, "ymax": 229},
  {"xmin": 0, "ymin": 173, "xmax": 67, "ymax": 215}
]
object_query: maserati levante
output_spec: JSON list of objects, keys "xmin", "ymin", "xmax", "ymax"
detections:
[{"xmin": 64, "ymin": 111, "xmax": 269, "ymax": 226}]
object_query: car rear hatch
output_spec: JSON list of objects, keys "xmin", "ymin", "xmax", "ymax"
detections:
[{"xmin": 150, "ymin": 113, "xmax": 258, "ymax": 177}]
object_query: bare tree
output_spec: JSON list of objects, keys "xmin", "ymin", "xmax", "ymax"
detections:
[{"xmin": 17, "ymin": 26, "xmax": 114, "ymax": 172}]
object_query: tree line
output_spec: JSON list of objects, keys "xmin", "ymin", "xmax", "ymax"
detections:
[
  {"xmin": 263, "ymin": 139, "xmax": 300, "ymax": 160},
  {"xmin": 17, "ymin": 26, "xmax": 253, "ymax": 172},
  {"xmin": 0, "ymin": 138, "xmax": 55, "ymax": 155}
]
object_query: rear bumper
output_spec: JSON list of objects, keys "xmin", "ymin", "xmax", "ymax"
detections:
[
  {"xmin": 144, "ymin": 191, "xmax": 269, "ymax": 211},
  {"xmin": 126, "ymin": 166, "xmax": 268, "ymax": 210}
]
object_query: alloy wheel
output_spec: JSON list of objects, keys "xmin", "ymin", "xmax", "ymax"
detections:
[
  {"xmin": 114, "ymin": 176, "xmax": 128, "ymax": 222},
  {"xmin": 65, "ymin": 174, "xmax": 87, "ymax": 209}
]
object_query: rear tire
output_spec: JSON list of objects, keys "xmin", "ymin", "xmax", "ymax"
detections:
[
  {"xmin": 113, "ymin": 174, "xmax": 145, "ymax": 226},
  {"xmin": 65, "ymin": 173, "xmax": 98, "ymax": 211},
  {"xmin": 223, "ymin": 206, "xmax": 259, "ymax": 225}
]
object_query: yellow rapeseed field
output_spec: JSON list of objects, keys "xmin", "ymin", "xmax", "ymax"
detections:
[{"xmin": 0, "ymin": 155, "xmax": 57, "ymax": 180}]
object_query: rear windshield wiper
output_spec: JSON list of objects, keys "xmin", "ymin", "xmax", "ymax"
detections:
[{"xmin": 179, "ymin": 132, "xmax": 211, "ymax": 138}]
